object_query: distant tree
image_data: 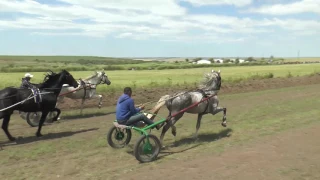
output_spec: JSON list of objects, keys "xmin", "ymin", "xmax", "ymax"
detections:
[
  {"xmin": 208, "ymin": 58, "xmax": 214, "ymax": 62},
  {"xmin": 246, "ymin": 57, "xmax": 255, "ymax": 61},
  {"xmin": 194, "ymin": 57, "xmax": 202, "ymax": 61},
  {"xmin": 270, "ymin": 55, "xmax": 274, "ymax": 59},
  {"xmin": 185, "ymin": 58, "xmax": 189, "ymax": 62},
  {"xmin": 224, "ymin": 59, "xmax": 230, "ymax": 63},
  {"xmin": 235, "ymin": 58, "xmax": 239, "ymax": 64}
]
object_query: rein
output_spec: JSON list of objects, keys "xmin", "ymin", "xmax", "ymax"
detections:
[{"xmin": 0, "ymin": 92, "xmax": 53, "ymax": 112}]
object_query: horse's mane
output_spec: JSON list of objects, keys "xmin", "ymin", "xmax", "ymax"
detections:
[
  {"xmin": 39, "ymin": 70, "xmax": 65, "ymax": 88},
  {"xmin": 83, "ymin": 71, "xmax": 99, "ymax": 81},
  {"xmin": 198, "ymin": 71, "xmax": 220, "ymax": 89}
]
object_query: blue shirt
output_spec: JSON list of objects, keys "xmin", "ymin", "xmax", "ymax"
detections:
[{"xmin": 116, "ymin": 94, "xmax": 141, "ymax": 122}]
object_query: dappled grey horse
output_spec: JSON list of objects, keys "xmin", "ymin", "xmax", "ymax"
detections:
[
  {"xmin": 57, "ymin": 70, "xmax": 111, "ymax": 115},
  {"xmin": 156, "ymin": 69, "xmax": 227, "ymax": 146}
]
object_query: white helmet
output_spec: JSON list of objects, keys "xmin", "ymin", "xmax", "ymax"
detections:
[{"xmin": 24, "ymin": 73, "xmax": 34, "ymax": 78}]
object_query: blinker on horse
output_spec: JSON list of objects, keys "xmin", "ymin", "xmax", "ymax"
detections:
[{"xmin": 0, "ymin": 70, "xmax": 78, "ymax": 141}]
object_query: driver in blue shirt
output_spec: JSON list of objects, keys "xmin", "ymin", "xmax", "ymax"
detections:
[{"xmin": 116, "ymin": 87, "xmax": 158, "ymax": 128}]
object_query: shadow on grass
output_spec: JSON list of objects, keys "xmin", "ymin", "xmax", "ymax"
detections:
[
  {"xmin": 157, "ymin": 128, "xmax": 233, "ymax": 160},
  {"xmin": 59, "ymin": 111, "xmax": 116, "ymax": 120},
  {"xmin": 124, "ymin": 128, "xmax": 233, "ymax": 161},
  {"xmin": 0, "ymin": 128, "xmax": 99, "ymax": 148},
  {"xmin": 169, "ymin": 128, "xmax": 233, "ymax": 148}
]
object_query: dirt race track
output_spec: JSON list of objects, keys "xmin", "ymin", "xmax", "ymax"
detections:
[
  {"xmin": 129, "ymin": 123, "xmax": 320, "ymax": 180},
  {"xmin": 1, "ymin": 75, "xmax": 320, "ymax": 180}
]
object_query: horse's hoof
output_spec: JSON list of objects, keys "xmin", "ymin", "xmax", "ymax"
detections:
[
  {"xmin": 221, "ymin": 122, "xmax": 227, "ymax": 127},
  {"xmin": 193, "ymin": 134, "xmax": 199, "ymax": 140},
  {"xmin": 9, "ymin": 137, "xmax": 16, "ymax": 141},
  {"xmin": 161, "ymin": 145, "xmax": 168, "ymax": 149},
  {"xmin": 36, "ymin": 133, "xmax": 43, "ymax": 137}
]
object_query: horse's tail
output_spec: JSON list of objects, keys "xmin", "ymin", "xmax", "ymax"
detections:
[{"xmin": 145, "ymin": 95, "xmax": 170, "ymax": 120}]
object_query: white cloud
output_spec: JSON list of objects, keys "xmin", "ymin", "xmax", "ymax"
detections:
[
  {"xmin": 58, "ymin": 0, "xmax": 186, "ymax": 16},
  {"xmin": 0, "ymin": 0, "xmax": 319, "ymax": 42},
  {"xmin": 181, "ymin": 0, "xmax": 253, "ymax": 7},
  {"xmin": 246, "ymin": 0, "xmax": 320, "ymax": 15}
]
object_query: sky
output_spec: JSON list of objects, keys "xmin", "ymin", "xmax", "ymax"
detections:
[{"xmin": 0, "ymin": 0, "xmax": 319, "ymax": 57}]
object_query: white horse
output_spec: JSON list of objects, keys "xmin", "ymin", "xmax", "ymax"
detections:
[
  {"xmin": 57, "ymin": 70, "xmax": 111, "ymax": 115},
  {"xmin": 22, "ymin": 70, "xmax": 111, "ymax": 127}
]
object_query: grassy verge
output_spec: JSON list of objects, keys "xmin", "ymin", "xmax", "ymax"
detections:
[{"xmin": 1, "ymin": 64, "xmax": 320, "ymax": 92}]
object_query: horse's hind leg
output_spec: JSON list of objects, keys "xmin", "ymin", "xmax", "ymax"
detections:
[
  {"xmin": 160, "ymin": 121, "xmax": 171, "ymax": 147},
  {"xmin": 1, "ymin": 114, "xmax": 15, "ymax": 141},
  {"xmin": 52, "ymin": 108, "xmax": 61, "ymax": 122},
  {"xmin": 170, "ymin": 112, "xmax": 183, "ymax": 137},
  {"xmin": 36, "ymin": 111, "xmax": 49, "ymax": 137},
  {"xmin": 159, "ymin": 115, "xmax": 181, "ymax": 147}
]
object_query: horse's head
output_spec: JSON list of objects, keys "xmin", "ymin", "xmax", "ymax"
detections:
[
  {"xmin": 198, "ymin": 69, "xmax": 222, "ymax": 92},
  {"xmin": 98, "ymin": 70, "xmax": 111, "ymax": 85},
  {"xmin": 60, "ymin": 70, "xmax": 78, "ymax": 88}
]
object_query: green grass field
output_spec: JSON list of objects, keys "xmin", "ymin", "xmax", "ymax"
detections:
[
  {"xmin": 1, "ymin": 55, "xmax": 319, "ymax": 73},
  {"xmin": 1, "ymin": 64, "xmax": 320, "ymax": 91}
]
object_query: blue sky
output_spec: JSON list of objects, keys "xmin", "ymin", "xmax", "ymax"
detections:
[{"xmin": 0, "ymin": 0, "xmax": 319, "ymax": 57}]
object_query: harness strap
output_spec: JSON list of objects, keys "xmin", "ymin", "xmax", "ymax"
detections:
[{"xmin": 31, "ymin": 88, "xmax": 42, "ymax": 103}]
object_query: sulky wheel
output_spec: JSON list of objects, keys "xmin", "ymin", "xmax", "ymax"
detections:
[
  {"xmin": 26, "ymin": 112, "xmax": 42, "ymax": 127},
  {"xmin": 46, "ymin": 111, "xmax": 59, "ymax": 123},
  {"xmin": 107, "ymin": 126, "xmax": 132, "ymax": 148},
  {"xmin": 134, "ymin": 134, "xmax": 161, "ymax": 163}
]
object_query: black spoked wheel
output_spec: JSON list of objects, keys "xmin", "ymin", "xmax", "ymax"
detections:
[
  {"xmin": 107, "ymin": 126, "xmax": 132, "ymax": 148},
  {"xmin": 134, "ymin": 134, "xmax": 161, "ymax": 163},
  {"xmin": 26, "ymin": 112, "xmax": 41, "ymax": 127}
]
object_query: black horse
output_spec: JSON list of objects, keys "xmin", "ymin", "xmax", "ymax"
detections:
[{"xmin": 0, "ymin": 70, "xmax": 78, "ymax": 141}]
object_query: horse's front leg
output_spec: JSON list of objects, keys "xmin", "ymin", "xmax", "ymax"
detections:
[
  {"xmin": 194, "ymin": 113, "xmax": 203, "ymax": 139},
  {"xmin": 91, "ymin": 94, "xmax": 103, "ymax": 108},
  {"xmin": 212, "ymin": 107, "xmax": 227, "ymax": 127},
  {"xmin": 80, "ymin": 98, "xmax": 85, "ymax": 115},
  {"xmin": 36, "ymin": 111, "xmax": 49, "ymax": 137},
  {"xmin": 97, "ymin": 94, "xmax": 102, "ymax": 108},
  {"xmin": 2, "ymin": 114, "xmax": 15, "ymax": 141}
]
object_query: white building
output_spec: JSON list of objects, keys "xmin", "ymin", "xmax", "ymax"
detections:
[
  {"xmin": 230, "ymin": 58, "xmax": 245, "ymax": 63},
  {"xmin": 239, "ymin": 59, "xmax": 245, "ymax": 63},
  {"xmin": 196, "ymin": 59, "xmax": 211, "ymax": 64}
]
